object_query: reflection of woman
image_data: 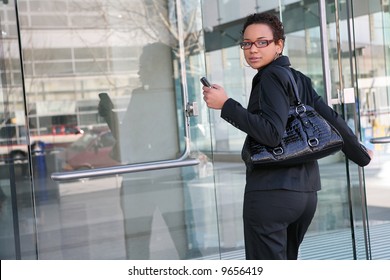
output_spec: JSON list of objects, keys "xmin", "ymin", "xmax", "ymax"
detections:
[
  {"xmin": 98, "ymin": 43, "xmax": 193, "ymax": 259},
  {"xmin": 99, "ymin": 43, "xmax": 179, "ymax": 164},
  {"xmin": 202, "ymin": 13, "xmax": 372, "ymax": 260}
]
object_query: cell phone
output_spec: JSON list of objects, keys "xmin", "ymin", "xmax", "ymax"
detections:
[
  {"xmin": 98, "ymin": 92, "xmax": 114, "ymax": 109},
  {"xmin": 200, "ymin": 77, "xmax": 212, "ymax": 88},
  {"xmin": 98, "ymin": 92, "xmax": 118, "ymax": 135}
]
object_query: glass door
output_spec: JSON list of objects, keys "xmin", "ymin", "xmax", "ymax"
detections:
[
  {"xmin": 1, "ymin": 0, "xmax": 221, "ymax": 260},
  {"xmin": 42, "ymin": 0, "xmax": 218, "ymax": 260}
]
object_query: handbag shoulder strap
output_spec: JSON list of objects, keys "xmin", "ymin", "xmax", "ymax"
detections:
[
  {"xmin": 277, "ymin": 66, "xmax": 302, "ymax": 107},
  {"xmin": 257, "ymin": 66, "xmax": 302, "ymax": 111}
]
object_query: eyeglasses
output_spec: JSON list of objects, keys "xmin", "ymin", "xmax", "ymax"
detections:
[{"xmin": 239, "ymin": 39, "xmax": 274, "ymax": 50}]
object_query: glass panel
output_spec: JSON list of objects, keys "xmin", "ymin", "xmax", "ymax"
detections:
[
  {"xmin": 0, "ymin": 0, "xmax": 36, "ymax": 259},
  {"xmin": 12, "ymin": 0, "xmax": 219, "ymax": 260}
]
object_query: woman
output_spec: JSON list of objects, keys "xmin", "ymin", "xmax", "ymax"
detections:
[{"xmin": 202, "ymin": 12, "xmax": 372, "ymax": 260}]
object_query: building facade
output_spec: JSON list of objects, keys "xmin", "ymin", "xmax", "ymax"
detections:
[{"xmin": 0, "ymin": 0, "xmax": 389, "ymax": 259}]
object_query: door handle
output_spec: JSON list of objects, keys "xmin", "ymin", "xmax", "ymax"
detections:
[
  {"xmin": 51, "ymin": 158, "xmax": 199, "ymax": 181},
  {"xmin": 370, "ymin": 136, "xmax": 390, "ymax": 144},
  {"xmin": 186, "ymin": 102, "xmax": 199, "ymax": 117}
]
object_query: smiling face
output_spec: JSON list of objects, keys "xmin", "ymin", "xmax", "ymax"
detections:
[{"xmin": 242, "ymin": 23, "xmax": 284, "ymax": 70}]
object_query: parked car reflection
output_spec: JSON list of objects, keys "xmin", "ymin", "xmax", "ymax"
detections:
[
  {"xmin": 62, "ymin": 126, "xmax": 118, "ymax": 171},
  {"xmin": 0, "ymin": 123, "xmax": 83, "ymax": 163}
]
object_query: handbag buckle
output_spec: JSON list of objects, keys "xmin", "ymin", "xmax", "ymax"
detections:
[
  {"xmin": 308, "ymin": 138, "xmax": 319, "ymax": 147},
  {"xmin": 272, "ymin": 147, "xmax": 284, "ymax": 156},
  {"xmin": 295, "ymin": 104, "xmax": 306, "ymax": 114}
]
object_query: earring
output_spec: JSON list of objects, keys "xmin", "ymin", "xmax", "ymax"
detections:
[{"xmin": 274, "ymin": 52, "xmax": 281, "ymax": 61}]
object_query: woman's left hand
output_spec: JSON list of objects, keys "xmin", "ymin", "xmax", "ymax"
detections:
[{"xmin": 202, "ymin": 84, "xmax": 229, "ymax": 109}]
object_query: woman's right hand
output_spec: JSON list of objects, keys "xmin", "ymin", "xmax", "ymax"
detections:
[{"xmin": 202, "ymin": 84, "xmax": 229, "ymax": 110}]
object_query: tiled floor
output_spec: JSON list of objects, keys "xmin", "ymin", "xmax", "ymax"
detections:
[
  {"xmin": 299, "ymin": 223, "xmax": 390, "ymax": 260},
  {"xmin": 202, "ymin": 222, "xmax": 390, "ymax": 260}
]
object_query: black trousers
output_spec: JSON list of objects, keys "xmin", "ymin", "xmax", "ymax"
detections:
[{"xmin": 243, "ymin": 189, "xmax": 317, "ymax": 260}]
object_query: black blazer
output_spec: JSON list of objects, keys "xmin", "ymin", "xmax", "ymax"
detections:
[{"xmin": 221, "ymin": 56, "xmax": 370, "ymax": 193}]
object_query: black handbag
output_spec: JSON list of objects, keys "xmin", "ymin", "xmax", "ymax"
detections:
[{"xmin": 242, "ymin": 68, "xmax": 344, "ymax": 167}]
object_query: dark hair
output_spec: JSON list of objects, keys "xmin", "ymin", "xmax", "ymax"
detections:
[{"xmin": 241, "ymin": 12, "xmax": 286, "ymax": 43}]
